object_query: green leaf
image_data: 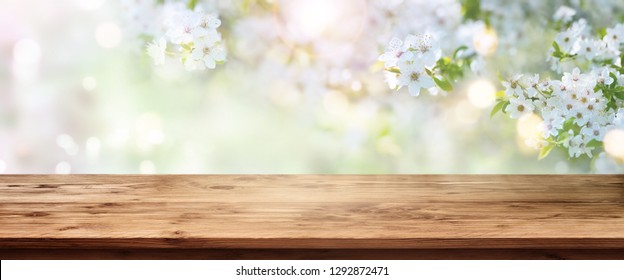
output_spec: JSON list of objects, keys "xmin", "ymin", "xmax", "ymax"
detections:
[
  {"xmin": 490, "ymin": 100, "xmax": 508, "ymax": 117},
  {"xmin": 557, "ymin": 131, "xmax": 571, "ymax": 144},
  {"xmin": 462, "ymin": 0, "xmax": 481, "ymax": 21},
  {"xmin": 453, "ymin": 46, "xmax": 469, "ymax": 60},
  {"xmin": 551, "ymin": 40, "xmax": 578, "ymax": 61},
  {"xmin": 538, "ymin": 144, "xmax": 555, "ymax": 160},
  {"xmin": 562, "ymin": 118, "xmax": 575, "ymax": 131},
  {"xmin": 435, "ymin": 57, "xmax": 452, "ymax": 69},
  {"xmin": 187, "ymin": 0, "xmax": 197, "ymax": 9},
  {"xmin": 614, "ymin": 89, "xmax": 624, "ymax": 100},
  {"xmin": 586, "ymin": 139, "xmax": 603, "ymax": 149},
  {"xmin": 501, "ymin": 101, "xmax": 510, "ymax": 113},
  {"xmin": 433, "ymin": 76, "xmax": 453, "ymax": 91},
  {"xmin": 597, "ymin": 27, "xmax": 607, "ymax": 39},
  {"xmin": 483, "ymin": 10, "xmax": 492, "ymax": 27},
  {"xmin": 552, "ymin": 41, "xmax": 562, "ymax": 53},
  {"xmin": 180, "ymin": 43, "xmax": 192, "ymax": 51},
  {"xmin": 386, "ymin": 67, "xmax": 401, "ymax": 74},
  {"xmin": 609, "ymin": 72, "xmax": 618, "ymax": 83}
]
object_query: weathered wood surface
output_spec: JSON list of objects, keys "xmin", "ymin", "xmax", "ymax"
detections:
[{"xmin": 1, "ymin": 175, "xmax": 623, "ymax": 259}]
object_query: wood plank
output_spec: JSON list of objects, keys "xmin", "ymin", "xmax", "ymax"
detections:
[
  {"xmin": 1, "ymin": 175, "xmax": 623, "ymax": 259},
  {"xmin": 2, "ymin": 249, "xmax": 623, "ymax": 260}
]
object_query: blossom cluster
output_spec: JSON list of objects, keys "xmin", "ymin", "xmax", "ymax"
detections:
[
  {"xmin": 549, "ymin": 11, "xmax": 624, "ymax": 71},
  {"xmin": 115, "ymin": 1, "xmax": 623, "ymax": 169},
  {"xmin": 498, "ymin": 13, "xmax": 624, "ymax": 159},
  {"xmin": 123, "ymin": 0, "xmax": 226, "ymax": 71},
  {"xmin": 372, "ymin": 0, "xmax": 462, "ymax": 39},
  {"xmin": 378, "ymin": 34, "xmax": 441, "ymax": 96},
  {"xmin": 379, "ymin": 33, "xmax": 475, "ymax": 96}
]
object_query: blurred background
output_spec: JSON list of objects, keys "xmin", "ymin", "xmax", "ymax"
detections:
[{"xmin": 0, "ymin": 0, "xmax": 623, "ymax": 174}]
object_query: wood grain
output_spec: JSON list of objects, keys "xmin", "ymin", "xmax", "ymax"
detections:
[
  {"xmin": 2, "ymin": 249, "xmax": 624, "ymax": 260},
  {"xmin": 1, "ymin": 175, "xmax": 623, "ymax": 259}
]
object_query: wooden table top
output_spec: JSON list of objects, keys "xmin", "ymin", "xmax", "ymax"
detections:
[{"xmin": 1, "ymin": 175, "xmax": 623, "ymax": 259}]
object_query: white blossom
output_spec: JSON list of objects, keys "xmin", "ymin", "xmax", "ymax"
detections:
[
  {"xmin": 604, "ymin": 23, "xmax": 624, "ymax": 50},
  {"xmin": 146, "ymin": 37, "xmax": 166, "ymax": 66},
  {"xmin": 539, "ymin": 108, "xmax": 565, "ymax": 138},
  {"xmin": 577, "ymin": 39, "xmax": 600, "ymax": 60},
  {"xmin": 164, "ymin": 5, "xmax": 201, "ymax": 44},
  {"xmin": 396, "ymin": 60, "xmax": 435, "ymax": 96},
  {"xmin": 553, "ymin": 6, "xmax": 576, "ymax": 23},
  {"xmin": 188, "ymin": 43, "xmax": 226, "ymax": 70},
  {"xmin": 502, "ymin": 75, "xmax": 524, "ymax": 97},
  {"xmin": 566, "ymin": 135, "xmax": 594, "ymax": 158},
  {"xmin": 508, "ymin": 95, "xmax": 535, "ymax": 119},
  {"xmin": 378, "ymin": 37, "xmax": 406, "ymax": 68},
  {"xmin": 594, "ymin": 68, "xmax": 614, "ymax": 86},
  {"xmin": 520, "ymin": 74, "xmax": 540, "ymax": 98},
  {"xmin": 379, "ymin": 33, "xmax": 442, "ymax": 96},
  {"xmin": 133, "ymin": 2, "xmax": 226, "ymax": 71},
  {"xmin": 554, "ymin": 30, "xmax": 578, "ymax": 54}
]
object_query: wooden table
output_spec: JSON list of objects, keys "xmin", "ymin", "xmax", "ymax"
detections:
[{"xmin": 1, "ymin": 175, "xmax": 623, "ymax": 259}]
